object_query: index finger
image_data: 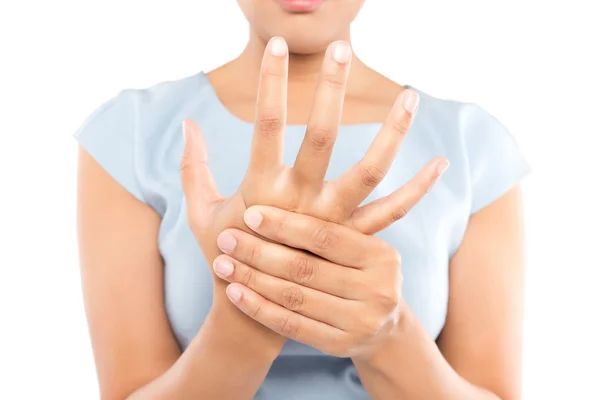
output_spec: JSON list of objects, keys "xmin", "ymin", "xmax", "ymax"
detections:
[
  {"xmin": 248, "ymin": 37, "xmax": 289, "ymax": 173},
  {"xmin": 241, "ymin": 205, "xmax": 383, "ymax": 268}
]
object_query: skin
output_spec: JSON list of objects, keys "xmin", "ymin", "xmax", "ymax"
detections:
[{"xmin": 77, "ymin": 1, "xmax": 524, "ymax": 399}]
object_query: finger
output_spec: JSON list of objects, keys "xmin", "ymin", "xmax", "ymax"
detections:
[
  {"xmin": 214, "ymin": 230, "xmax": 364, "ymax": 299},
  {"xmin": 332, "ymin": 89, "xmax": 420, "ymax": 213},
  {"xmin": 293, "ymin": 41, "xmax": 352, "ymax": 186},
  {"xmin": 225, "ymin": 283, "xmax": 349, "ymax": 356},
  {"xmin": 240, "ymin": 206, "xmax": 384, "ymax": 267},
  {"xmin": 213, "ymin": 257, "xmax": 355, "ymax": 329},
  {"xmin": 180, "ymin": 119, "xmax": 221, "ymax": 220},
  {"xmin": 347, "ymin": 157, "xmax": 449, "ymax": 235},
  {"xmin": 248, "ymin": 37, "xmax": 288, "ymax": 173}
]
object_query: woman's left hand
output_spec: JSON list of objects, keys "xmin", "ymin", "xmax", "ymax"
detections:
[{"xmin": 212, "ymin": 205, "xmax": 406, "ymax": 360}]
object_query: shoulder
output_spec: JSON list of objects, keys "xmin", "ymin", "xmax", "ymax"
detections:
[
  {"xmin": 412, "ymin": 86, "xmax": 531, "ymax": 214},
  {"xmin": 73, "ymin": 71, "xmax": 212, "ymax": 211},
  {"xmin": 75, "ymin": 71, "xmax": 211, "ymax": 141},
  {"xmin": 110, "ymin": 71, "xmax": 212, "ymax": 135},
  {"xmin": 410, "ymin": 86, "xmax": 528, "ymax": 168},
  {"xmin": 411, "ymin": 86, "xmax": 503, "ymax": 138},
  {"xmin": 365, "ymin": 73, "xmax": 505, "ymax": 141}
]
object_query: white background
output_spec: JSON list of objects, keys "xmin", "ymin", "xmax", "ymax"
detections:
[{"xmin": 1, "ymin": 1, "xmax": 599, "ymax": 399}]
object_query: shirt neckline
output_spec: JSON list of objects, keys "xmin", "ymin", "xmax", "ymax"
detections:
[{"xmin": 197, "ymin": 70, "xmax": 416, "ymax": 131}]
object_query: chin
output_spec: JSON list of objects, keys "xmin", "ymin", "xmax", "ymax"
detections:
[
  {"xmin": 271, "ymin": 29, "xmax": 339, "ymax": 54},
  {"xmin": 239, "ymin": 0, "xmax": 363, "ymax": 54}
]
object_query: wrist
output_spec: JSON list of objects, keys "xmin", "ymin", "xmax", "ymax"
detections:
[
  {"xmin": 168, "ymin": 296, "xmax": 283, "ymax": 397},
  {"xmin": 208, "ymin": 289, "xmax": 285, "ymax": 363}
]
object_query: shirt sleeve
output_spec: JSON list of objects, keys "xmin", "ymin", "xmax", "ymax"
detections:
[
  {"xmin": 73, "ymin": 89, "xmax": 146, "ymax": 203},
  {"xmin": 461, "ymin": 103, "xmax": 532, "ymax": 214}
]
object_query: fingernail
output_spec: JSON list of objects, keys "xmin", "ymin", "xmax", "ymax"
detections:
[
  {"xmin": 437, "ymin": 159, "xmax": 450, "ymax": 175},
  {"xmin": 402, "ymin": 90, "xmax": 419, "ymax": 114},
  {"xmin": 270, "ymin": 37, "xmax": 287, "ymax": 57},
  {"xmin": 332, "ymin": 42, "xmax": 351, "ymax": 64},
  {"xmin": 217, "ymin": 233, "xmax": 237, "ymax": 254},
  {"xmin": 182, "ymin": 120, "xmax": 187, "ymax": 144},
  {"xmin": 213, "ymin": 258, "xmax": 234, "ymax": 278},
  {"xmin": 244, "ymin": 209, "xmax": 263, "ymax": 229},
  {"xmin": 226, "ymin": 285, "xmax": 242, "ymax": 303}
]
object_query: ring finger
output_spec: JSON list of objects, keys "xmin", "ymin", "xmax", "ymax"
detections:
[
  {"xmin": 331, "ymin": 88, "xmax": 420, "ymax": 214},
  {"xmin": 213, "ymin": 256, "xmax": 355, "ymax": 330}
]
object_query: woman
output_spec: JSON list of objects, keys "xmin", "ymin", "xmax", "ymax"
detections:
[{"xmin": 75, "ymin": 1, "xmax": 530, "ymax": 399}]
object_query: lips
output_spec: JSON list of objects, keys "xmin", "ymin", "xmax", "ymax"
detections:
[{"xmin": 277, "ymin": 0, "xmax": 325, "ymax": 13}]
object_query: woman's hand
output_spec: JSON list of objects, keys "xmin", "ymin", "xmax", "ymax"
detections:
[
  {"xmin": 210, "ymin": 205, "xmax": 411, "ymax": 360},
  {"xmin": 180, "ymin": 37, "xmax": 445, "ymax": 354},
  {"xmin": 181, "ymin": 37, "xmax": 443, "ymax": 279}
]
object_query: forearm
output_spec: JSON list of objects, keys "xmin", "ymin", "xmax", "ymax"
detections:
[
  {"xmin": 128, "ymin": 299, "xmax": 281, "ymax": 400},
  {"xmin": 353, "ymin": 305, "xmax": 502, "ymax": 400}
]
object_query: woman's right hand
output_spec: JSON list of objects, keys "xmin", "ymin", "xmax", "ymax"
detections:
[{"xmin": 180, "ymin": 38, "xmax": 445, "ymax": 353}]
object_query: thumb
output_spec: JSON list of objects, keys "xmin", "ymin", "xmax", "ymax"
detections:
[{"xmin": 180, "ymin": 118, "xmax": 221, "ymax": 222}]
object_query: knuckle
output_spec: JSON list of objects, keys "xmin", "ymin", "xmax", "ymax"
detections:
[
  {"xmin": 256, "ymin": 110, "xmax": 283, "ymax": 140},
  {"xmin": 273, "ymin": 213, "xmax": 290, "ymax": 241},
  {"xmin": 390, "ymin": 119, "xmax": 410, "ymax": 136},
  {"xmin": 390, "ymin": 205, "xmax": 409, "ymax": 221},
  {"xmin": 311, "ymin": 225, "xmax": 338, "ymax": 251},
  {"xmin": 248, "ymin": 244, "xmax": 262, "ymax": 267},
  {"xmin": 380, "ymin": 242, "xmax": 402, "ymax": 267},
  {"xmin": 239, "ymin": 267, "xmax": 257, "ymax": 288},
  {"xmin": 281, "ymin": 286, "xmax": 305, "ymax": 311},
  {"xmin": 321, "ymin": 71, "xmax": 345, "ymax": 89},
  {"xmin": 258, "ymin": 117, "xmax": 282, "ymax": 140},
  {"xmin": 358, "ymin": 315, "xmax": 384, "ymax": 338},
  {"xmin": 308, "ymin": 127, "xmax": 336, "ymax": 153},
  {"xmin": 288, "ymin": 255, "xmax": 318, "ymax": 285},
  {"xmin": 360, "ymin": 164, "xmax": 386, "ymax": 188},
  {"xmin": 277, "ymin": 314, "xmax": 301, "ymax": 338},
  {"xmin": 250, "ymin": 300, "xmax": 264, "ymax": 320},
  {"xmin": 389, "ymin": 248, "xmax": 402, "ymax": 268},
  {"xmin": 376, "ymin": 288, "xmax": 401, "ymax": 310},
  {"xmin": 420, "ymin": 178, "xmax": 434, "ymax": 195},
  {"xmin": 180, "ymin": 154, "xmax": 208, "ymax": 175},
  {"xmin": 261, "ymin": 65, "xmax": 285, "ymax": 79},
  {"xmin": 179, "ymin": 155, "xmax": 191, "ymax": 173},
  {"xmin": 415, "ymin": 179, "xmax": 435, "ymax": 194},
  {"xmin": 374, "ymin": 261, "xmax": 402, "ymax": 309}
]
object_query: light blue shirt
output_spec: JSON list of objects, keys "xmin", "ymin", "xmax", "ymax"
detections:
[{"xmin": 74, "ymin": 71, "xmax": 531, "ymax": 399}]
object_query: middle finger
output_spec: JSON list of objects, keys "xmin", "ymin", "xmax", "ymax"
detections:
[
  {"xmin": 215, "ymin": 228, "xmax": 365, "ymax": 299},
  {"xmin": 293, "ymin": 41, "xmax": 352, "ymax": 187}
]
